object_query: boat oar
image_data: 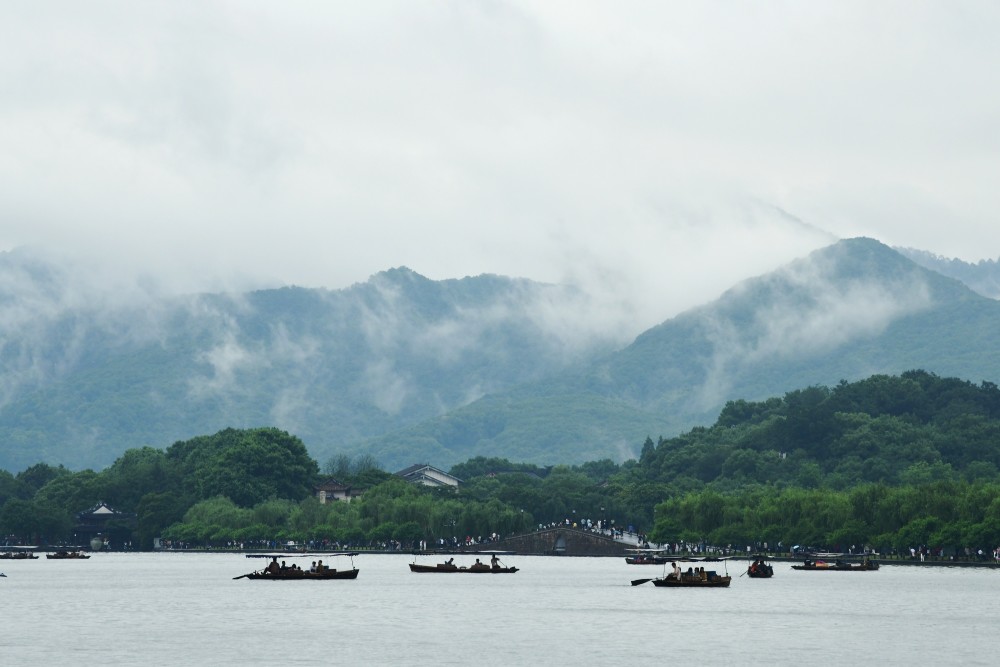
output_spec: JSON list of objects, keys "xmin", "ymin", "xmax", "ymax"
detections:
[
  {"xmin": 631, "ymin": 578, "xmax": 653, "ymax": 586},
  {"xmin": 232, "ymin": 573, "xmax": 251, "ymax": 580}
]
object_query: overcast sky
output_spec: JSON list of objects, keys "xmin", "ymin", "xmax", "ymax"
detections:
[{"xmin": 2, "ymin": 1, "xmax": 998, "ymax": 327}]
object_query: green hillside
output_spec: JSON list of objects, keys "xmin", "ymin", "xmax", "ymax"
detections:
[
  {"xmin": 370, "ymin": 238, "xmax": 1000, "ymax": 469},
  {"xmin": 4, "ymin": 238, "xmax": 1000, "ymax": 474},
  {"xmin": 0, "ymin": 261, "xmax": 617, "ymax": 471}
]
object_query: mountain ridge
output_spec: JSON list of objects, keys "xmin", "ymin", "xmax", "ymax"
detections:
[
  {"xmin": 2, "ymin": 238, "xmax": 1000, "ymax": 472},
  {"xmin": 358, "ymin": 238, "xmax": 1000, "ymax": 469}
]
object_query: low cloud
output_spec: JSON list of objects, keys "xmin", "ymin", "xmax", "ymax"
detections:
[{"xmin": 695, "ymin": 254, "xmax": 934, "ymax": 410}]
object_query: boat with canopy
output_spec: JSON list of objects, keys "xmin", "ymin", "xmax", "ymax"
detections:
[
  {"xmin": 632, "ymin": 557, "xmax": 732, "ymax": 587},
  {"xmin": 235, "ymin": 552, "xmax": 360, "ymax": 580}
]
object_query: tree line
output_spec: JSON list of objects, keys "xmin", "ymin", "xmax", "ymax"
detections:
[{"xmin": 2, "ymin": 370, "xmax": 999, "ymax": 556}]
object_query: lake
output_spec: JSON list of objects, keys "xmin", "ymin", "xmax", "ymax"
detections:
[{"xmin": 1, "ymin": 552, "xmax": 997, "ymax": 665}]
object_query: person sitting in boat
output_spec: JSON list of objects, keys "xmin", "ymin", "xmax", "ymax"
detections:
[
  {"xmin": 685, "ymin": 566, "xmax": 694, "ymax": 580},
  {"xmin": 316, "ymin": 560, "xmax": 325, "ymax": 573},
  {"xmin": 267, "ymin": 557, "xmax": 280, "ymax": 575}
]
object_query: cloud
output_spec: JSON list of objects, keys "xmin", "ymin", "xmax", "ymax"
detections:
[
  {"xmin": 0, "ymin": 1, "xmax": 997, "ymax": 332},
  {"xmin": 695, "ymin": 253, "xmax": 934, "ymax": 409}
]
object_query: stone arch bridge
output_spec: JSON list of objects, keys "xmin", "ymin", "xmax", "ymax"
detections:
[{"xmin": 466, "ymin": 527, "xmax": 628, "ymax": 557}]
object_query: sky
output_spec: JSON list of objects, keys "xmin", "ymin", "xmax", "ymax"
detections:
[{"xmin": 2, "ymin": 1, "xmax": 999, "ymax": 329}]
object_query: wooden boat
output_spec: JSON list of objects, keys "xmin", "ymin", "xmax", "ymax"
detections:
[
  {"xmin": 243, "ymin": 568, "xmax": 359, "ymax": 580},
  {"xmin": 625, "ymin": 555, "xmax": 671, "ymax": 565},
  {"xmin": 791, "ymin": 558, "xmax": 879, "ymax": 571},
  {"xmin": 409, "ymin": 562, "xmax": 460, "ymax": 572},
  {"xmin": 652, "ymin": 569, "xmax": 731, "ymax": 587},
  {"xmin": 236, "ymin": 552, "xmax": 359, "ymax": 580},
  {"xmin": 46, "ymin": 550, "xmax": 90, "ymax": 559},
  {"xmin": 409, "ymin": 556, "xmax": 518, "ymax": 573},
  {"xmin": 625, "ymin": 548, "xmax": 672, "ymax": 565},
  {"xmin": 633, "ymin": 557, "xmax": 732, "ymax": 587},
  {"xmin": 746, "ymin": 557, "xmax": 774, "ymax": 578}
]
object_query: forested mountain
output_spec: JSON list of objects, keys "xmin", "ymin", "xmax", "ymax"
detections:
[
  {"xmin": 3, "ymin": 237, "xmax": 1000, "ymax": 474},
  {"xmin": 0, "ymin": 254, "xmax": 619, "ymax": 472},
  {"xmin": 896, "ymin": 247, "xmax": 1000, "ymax": 300},
  {"xmin": 363, "ymin": 238, "xmax": 1000, "ymax": 468},
  {"xmin": 4, "ymin": 372, "xmax": 998, "ymax": 553}
]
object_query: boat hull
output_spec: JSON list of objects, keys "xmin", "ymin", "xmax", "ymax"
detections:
[
  {"xmin": 244, "ymin": 568, "xmax": 359, "ymax": 580},
  {"xmin": 652, "ymin": 575, "xmax": 731, "ymax": 588},
  {"xmin": 409, "ymin": 563, "xmax": 518, "ymax": 573},
  {"xmin": 625, "ymin": 557, "xmax": 670, "ymax": 565},
  {"xmin": 47, "ymin": 553, "xmax": 90, "ymax": 559},
  {"xmin": 791, "ymin": 563, "xmax": 878, "ymax": 571}
]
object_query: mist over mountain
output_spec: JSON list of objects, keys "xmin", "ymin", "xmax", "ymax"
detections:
[
  {"xmin": 895, "ymin": 247, "xmax": 1000, "ymax": 300},
  {"xmin": 3, "ymin": 237, "xmax": 999, "ymax": 473},
  {"xmin": 0, "ymin": 254, "xmax": 623, "ymax": 472},
  {"xmin": 362, "ymin": 238, "xmax": 1000, "ymax": 468}
]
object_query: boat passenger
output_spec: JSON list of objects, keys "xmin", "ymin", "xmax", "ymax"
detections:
[
  {"xmin": 267, "ymin": 558, "xmax": 280, "ymax": 575},
  {"xmin": 316, "ymin": 560, "xmax": 325, "ymax": 573}
]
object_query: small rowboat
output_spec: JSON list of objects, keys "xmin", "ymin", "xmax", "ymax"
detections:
[
  {"xmin": 409, "ymin": 554, "xmax": 518, "ymax": 573},
  {"xmin": 652, "ymin": 572, "xmax": 731, "ymax": 587},
  {"xmin": 746, "ymin": 557, "xmax": 774, "ymax": 578},
  {"xmin": 409, "ymin": 562, "xmax": 518, "ymax": 573},
  {"xmin": 632, "ymin": 557, "xmax": 732, "ymax": 587},
  {"xmin": 243, "ymin": 568, "xmax": 359, "ymax": 580},
  {"xmin": 47, "ymin": 551, "xmax": 90, "ymax": 559},
  {"xmin": 235, "ymin": 552, "xmax": 359, "ymax": 580},
  {"xmin": 792, "ymin": 558, "xmax": 879, "ymax": 571}
]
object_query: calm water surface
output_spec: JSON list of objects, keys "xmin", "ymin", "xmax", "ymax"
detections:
[{"xmin": 1, "ymin": 552, "xmax": 997, "ymax": 665}]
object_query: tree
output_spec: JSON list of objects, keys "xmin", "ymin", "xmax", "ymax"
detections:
[
  {"xmin": 135, "ymin": 491, "xmax": 188, "ymax": 549},
  {"xmin": 168, "ymin": 428, "xmax": 319, "ymax": 506}
]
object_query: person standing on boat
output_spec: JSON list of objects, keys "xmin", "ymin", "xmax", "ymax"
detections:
[
  {"xmin": 491, "ymin": 554, "xmax": 500, "ymax": 570},
  {"xmin": 671, "ymin": 562, "xmax": 681, "ymax": 580}
]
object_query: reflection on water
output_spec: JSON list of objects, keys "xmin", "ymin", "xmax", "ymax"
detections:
[{"xmin": 1, "ymin": 553, "xmax": 998, "ymax": 666}]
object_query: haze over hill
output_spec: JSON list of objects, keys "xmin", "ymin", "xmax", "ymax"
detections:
[
  {"xmin": 360, "ymin": 238, "xmax": 1000, "ymax": 468},
  {"xmin": 2, "ymin": 237, "xmax": 999, "ymax": 473},
  {"xmin": 0, "ymin": 253, "xmax": 622, "ymax": 472}
]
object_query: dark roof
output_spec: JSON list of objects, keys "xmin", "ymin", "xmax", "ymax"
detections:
[
  {"xmin": 395, "ymin": 463, "xmax": 434, "ymax": 477},
  {"xmin": 315, "ymin": 478, "xmax": 350, "ymax": 492}
]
